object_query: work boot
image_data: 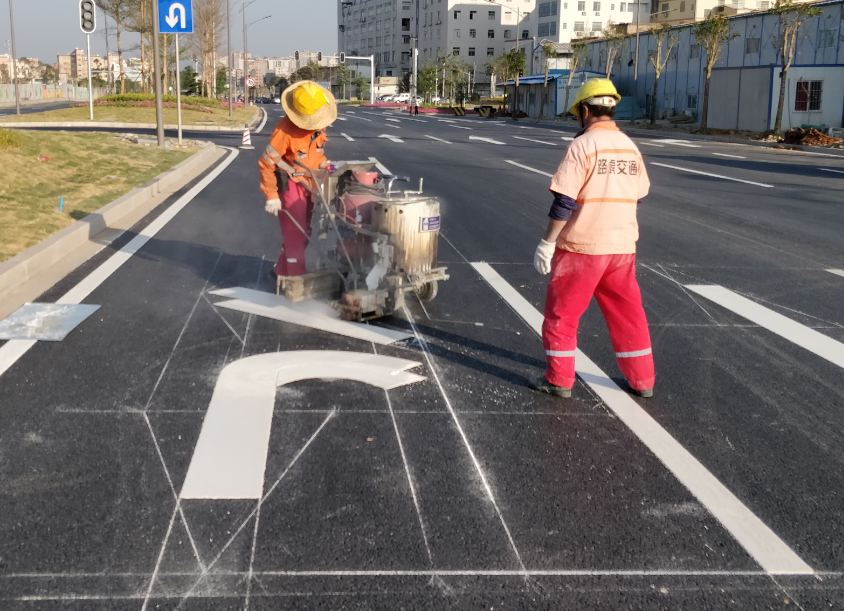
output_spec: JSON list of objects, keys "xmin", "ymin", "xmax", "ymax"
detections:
[
  {"xmin": 529, "ymin": 376, "xmax": 572, "ymax": 399},
  {"xmin": 628, "ymin": 385, "xmax": 654, "ymax": 398}
]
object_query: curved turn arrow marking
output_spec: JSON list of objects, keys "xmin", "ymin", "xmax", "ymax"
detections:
[
  {"xmin": 165, "ymin": 2, "xmax": 187, "ymax": 28},
  {"xmin": 180, "ymin": 351, "xmax": 425, "ymax": 500}
]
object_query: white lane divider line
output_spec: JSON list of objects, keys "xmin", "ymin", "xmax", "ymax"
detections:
[
  {"xmin": 827, "ymin": 269, "xmax": 844, "ymax": 278},
  {"xmin": 562, "ymin": 136, "xmax": 575, "ymax": 142},
  {"xmin": 470, "ymin": 261, "xmax": 814, "ymax": 576},
  {"xmin": 438, "ymin": 119, "xmax": 456, "ymax": 123},
  {"xmin": 650, "ymin": 162, "xmax": 774, "ymax": 188},
  {"xmin": 347, "ymin": 114, "xmax": 373, "ymax": 122},
  {"xmin": 449, "ymin": 125, "xmax": 472, "ymax": 130},
  {"xmin": 347, "ymin": 110, "xmax": 356, "ymax": 113},
  {"xmin": 379, "ymin": 134, "xmax": 404, "ymax": 143},
  {"xmin": 254, "ymin": 107, "xmax": 268, "ymax": 133},
  {"xmin": 504, "ymin": 160, "xmax": 553, "ymax": 177},
  {"xmin": 513, "ymin": 135, "xmax": 557, "ymax": 146},
  {"xmin": 0, "ymin": 148, "xmax": 241, "ymax": 379},
  {"xmin": 819, "ymin": 168, "xmax": 844, "ymax": 175},
  {"xmin": 686, "ymin": 284, "xmax": 844, "ymax": 370},
  {"xmin": 658, "ymin": 139, "xmax": 702, "ymax": 148},
  {"xmin": 335, "ymin": 117, "xmax": 347, "ymax": 121},
  {"xmin": 424, "ymin": 135, "xmax": 452, "ymax": 144},
  {"xmin": 713, "ymin": 153, "xmax": 746, "ymax": 159},
  {"xmin": 405, "ymin": 117, "xmax": 428, "ymax": 122},
  {"xmin": 640, "ymin": 142, "xmax": 666, "ymax": 148},
  {"xmin": 469, "ymin": 135, "xmax": 506, "ymax": 145},
  {"xmin": 386, "ymin": 118, "xmax": 402, "ymax": 122},
  {"xmin": 386, "ymin": 124, "xmax": 402, "ymax": 129},
  {"xmin": 341, "ymin": 133, "xmax": 355, "ymax": 141}
]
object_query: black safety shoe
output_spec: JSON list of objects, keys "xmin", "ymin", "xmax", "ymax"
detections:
[
  {"xmin": 628, "ymin": 387, "xmax": 654, "ymax": 398},
  {"xmin": 529, "ymin": 376, "xmax": 572, "ymax": 399}
]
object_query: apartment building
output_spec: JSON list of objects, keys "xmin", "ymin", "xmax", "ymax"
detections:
[
  {"xmin": 534, "ymin": 0, "xmax": 647, "ymax": 44},
  {"xmin": 337, "ymin": 0, "xmax": 412, "ymax": 78},
  {"xmin": 649, "ymin": 0, "xmax": 795, "ymax": 25},
  {"xmin": 267, "ymin": 57, "xmax": 297, "ymax": 78}
]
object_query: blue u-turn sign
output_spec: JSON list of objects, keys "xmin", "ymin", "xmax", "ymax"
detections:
[{"xmin": 158, "ymin": 0, "xmax": 193, "ymax": 34}]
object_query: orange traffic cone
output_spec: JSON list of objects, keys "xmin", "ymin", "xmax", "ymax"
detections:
[{"xmin": 240, "ymin": 126, "xmax": 254, "ymax": 150}]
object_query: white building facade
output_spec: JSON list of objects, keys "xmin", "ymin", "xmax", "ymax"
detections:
[
  {"xmin": 337, "ymin": 0, "xmax": 412, "ymax": 79},
  {"xmin": 533, "ymin": 0, "xmax": 648, "ymax": 43}
]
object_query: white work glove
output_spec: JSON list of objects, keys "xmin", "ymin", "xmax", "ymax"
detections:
[
  {"xmin": 265, "ymin": 198, "xmax": 281, "ymax": 216},
  {"xmin": 534, "ymin": 239, "xmax": 556, "ymax": 275}
]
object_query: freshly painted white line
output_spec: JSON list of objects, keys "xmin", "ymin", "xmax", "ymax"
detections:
[
  {"xmin": 713, "ymin": 153, "xmax": 746, "ymax": 159},
  {"xmin": 640, "ymin": 142, "xmax": 666, "ymax": 148},
  {"xmin": 386, "ymin": 118, "xmax": 401, "ymax": 123},
  {"xmin": 254, "ymin": 107, "xmax": 268, "ymax": 133},
  {"xmin": 470, "ymin": 262, "xmax": 814, "ymax": 576},
  {"xmin": 513, "ymin": 135, "xmax": 557, "ymax": 146},
  {"xmin": 0, "ymin": 147, "xmax": 240, "ymax": 380},
  {"xmin": 651, "ymin": 162, "xmax": 775, "ymax": 188},
  {"xmin": 504, "ymin": 160, "xmax": 553, "ymax": 177},
  {"xmin": 209, "ymin": 287, "xmax": 411, "ymax": 344},
  {"xmin": 827, "ymin": 269, "xmax": 844, "ymax": 278},
  {"xmin": 659, "ymin": 139, "xmax": 702, "ymax": 148},
  {"xmin": 686, "ymin": 285, "xmax": 844, "ymax": 370},
  {"xmin": 379, "ymin": 133, "xmax": 404, "ymax": 142},
  {"xmin": 341, "ymin": 132, "xmax": 355, "ymax": 141},
  {"xmin": 449, "ymin": 125, "xmax": 472, "ymax": 130},
  {"xmin": 386, "ymin": 124, "xmax": 401, "ymax": 129},
  {"xmin": 469, "ymin": 135, "xmax": 506, "ymax": 145},
  {"xmin": 424, "ymin": 135, "xmax": 452, "ymax": 144},
  {"xmin": 819, "ymin": 168, "xmax": 844, "ymax": 175},
  {"xmin": 369, "ymin": 156, "xmax": 390, "ymax": 174},
  {"xmin": 180, "ymin": 351, "xmax": 424, "ymax": 500}
]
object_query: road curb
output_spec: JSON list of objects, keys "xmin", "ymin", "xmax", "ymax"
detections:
[
  {"xmin": 0, "ymin": 108, "xmax": 262, "ymax": 132},
  {"xmin": 0, "ymin": 144, "xmax": 219, "ymax": 302}
]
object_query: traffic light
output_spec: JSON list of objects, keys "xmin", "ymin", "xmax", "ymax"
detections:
[
  {"xmin": 340, "ymin": 52, "xmax": 346, "ymax": 64},
  {"xmin": 79, "ymin": 0, "xmax": 97, "ymax": 34},
  {"xmin": 295, "ymin": 51, "xmax": 300, "ymax": 61},
  {"xmin": 318, "ymin": 52, "xmax": 323, "ymax": 62}
]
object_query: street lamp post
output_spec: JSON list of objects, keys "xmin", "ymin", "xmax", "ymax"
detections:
[
  {"xmin": 152, "ymin": 0, "xmax": 165, "ymax": 146},
  {"xmin": 243, "ymin": 15, "xmax": 271, "ymax": 105},
  {"xmin": 227, "ymin": 0, "xmax": 233, "ymax": 118},
  {"xmin": 8, "ymin": 0, "xmax": 21, "ymax": 115}
]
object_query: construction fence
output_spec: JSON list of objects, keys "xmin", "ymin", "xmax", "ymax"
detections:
[{"xmin": 0, "ymin": 84, "xmax": 108, "ymax": 105}]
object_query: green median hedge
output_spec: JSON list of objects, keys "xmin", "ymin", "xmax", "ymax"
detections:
[{"xmin": 99, "ymin": 94, "xmax": 222, "ymax": 108}]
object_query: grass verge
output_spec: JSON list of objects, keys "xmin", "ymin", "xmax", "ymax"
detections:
[
  {"xmin": 0, "ymin": 130, "xmax": 195, "ymax": 263},
  {"xmin": 0, "ymin": 103, "xmax": 256, "ymax": 127}
]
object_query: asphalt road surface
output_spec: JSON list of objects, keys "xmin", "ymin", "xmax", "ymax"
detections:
[
  {"xmin": 1, "ymin": 105, "xmax": 843, "ymax": 610},
  {"xmin": 0, "ymin": 101, "xmax": 76, "ymax": 116}
]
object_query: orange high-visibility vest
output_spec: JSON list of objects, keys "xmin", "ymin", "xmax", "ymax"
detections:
[{"xmin": 259, "ymin": 116, "xmax": 328, "ymax": 200}]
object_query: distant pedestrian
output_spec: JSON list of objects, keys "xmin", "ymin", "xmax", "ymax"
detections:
[
  {"xmin": 531, "ymin": 79, "xmax": 654, "ymax": 399},
  {"xmin": 414, "ymin": 103, "xmax": 419, "ymax": 116}
]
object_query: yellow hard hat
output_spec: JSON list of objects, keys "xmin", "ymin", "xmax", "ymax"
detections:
[
  {"xmin": 292, "ymin": 82, "xmax": 329, "ymax": 116},
  {"xmin": 569, "ymin": 78, "xmax": 622, "ymax": 116}
]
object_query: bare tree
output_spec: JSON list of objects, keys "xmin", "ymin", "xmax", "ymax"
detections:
[
  {"xmin": 602, "ymin": 21, "xmax": 630, "ymax": 79},
  {"xmin": 191, "ymin": 0, "xmax": 225, "ymax": 97},
  {"xmin": 100, "ymin": 0, "xmax": 135, "ymax": 93},
  {"xmin": 563, "ymin": 40, "xmax": 589, "ymax": 117},
  {"xmin": 539, "ymin": 42, "xmax": 557, "ymax": 119},
  {"xmin": 647, "ymin": 24, "xmax": 678, "ymax": 125},
  {"xmin": 693, "ymin": 15, "xmax": 737, "ymax": 131},
  {"xmin": 770, "ymin": 0, "xmax": 823, "ymax": 134}
]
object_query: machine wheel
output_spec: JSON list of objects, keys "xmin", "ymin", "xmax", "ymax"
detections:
[{"xmin": 417, "ymin": 281, "xmax": 438, "ymax": 303}]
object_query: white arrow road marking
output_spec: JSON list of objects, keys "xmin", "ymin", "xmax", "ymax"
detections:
[
  {"xmin": 379, "ymin": 134, "xmax": 404, "ymax": 143},
  {"xmin": 340, "ymin": 133, "xmax": 354, "ymax": 141},
  {"xmin": 650, "ymin": 162, "xmax": 774, "ymax": 188},
  {"xmin": 686, "ymin": 285, "xmax": 844, "ymax": 370},
  {"xmin": 712, "ymin": 152, "xmax": 746, "ymax": 159},
  {"xmin": 828, "ymin": 269, "xmax": 844, "ymax": 278},
  {"xmin": 165, "ymin": 2, "xmax": 187, "ymax": 28},
  {"xmin": 424, "ymin": 135, "xmax": 452, "ymax": 144},
  {"xmin": 469, "ymin": 136, "xmax": 506, "ymax": 145},
  {"xmin": 658, "ymin": 139, "xmax": 702, "ymax": 148},
  {"xmin": 471, "ymin": 262, "xmax": 814, "ymax": 576},
  {"xmin": 513, "ymin": 135, "xmax": 557, "ymax": 146},
  {"xmin": 208, "ymin": 287, "xmax": 410, "ymax": 344},
  {"xmin": 180, "ymin": 351, "xmax": 426, "ymax": 500},
  {"xmin": 819, "ymin": 168, "xmax": 844, "ymax": 175},
  {"xmin": 504, "ymin": 160, "xmax": 553, "ymax": 177}
]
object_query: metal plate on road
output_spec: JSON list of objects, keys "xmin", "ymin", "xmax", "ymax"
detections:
[{"xmin": 158, "ymin": 0, "xmax": 193, "ymax": 34}]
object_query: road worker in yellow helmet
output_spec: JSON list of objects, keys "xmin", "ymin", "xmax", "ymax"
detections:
[
  {"xmin": 259, "ymin": 81, "xmax": 338, "ymax": 277},
  {"xmin": 569, "ymin": 78, "xmax": 622, "ymax": 126}
]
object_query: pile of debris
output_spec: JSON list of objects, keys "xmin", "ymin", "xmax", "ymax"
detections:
[
  {"xmin": 668, "ymin": 114, "xmax": 695, "ymax": 125},
  {"xmin": 782, "ymin": 127, "xmax": 843, "ymax": 147}
]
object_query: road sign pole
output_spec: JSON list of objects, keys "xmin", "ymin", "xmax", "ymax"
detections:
[
  {"xmin": 86, "ymin": 32, "xmax": 94, "ymax": 121},
  {"xmin": 9, "ymin": 0, "xmax": 21, "ymax": 115},
  {"xmin": 175, "ymin": 33, "xmax": 183, "ymax": 144},
  {"xmin": 227, "ymin": 0, "xmax": 232, "ymax": 118},
  {"xmin": 370, "ymin": 55, "xmax": 374, "ymax": 105},
  {"xmin": 152, "ymin": 0, "xmax": 165, "ymax": 146}
]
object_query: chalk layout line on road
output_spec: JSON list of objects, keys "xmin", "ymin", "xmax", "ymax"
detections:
[
  {"xmin": 513, "ymin": 136, "xmax": 557, "ymax": 146},
  {"xmin": 504, "ymin": 160, "xmax": 553, "ymax": 177},
  {"xmin": 650, "ymin": 162, "xmax": 775, "ymax": 188},
  {"xmin": 0, "ymin": 147, "xmax": 241, "ymax": 380},
  {"xmin": 424, "ymin": 135, "xmax": 452, "ymax": 144},
  {"xmin": 470, "ymin": 262, "xmax": 814, "ymax": 576},
  {"xmin": 686, "ymin": 284, "xmax": 844, "ymax": 370}
]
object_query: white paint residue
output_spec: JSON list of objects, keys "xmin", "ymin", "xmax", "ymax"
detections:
[
  {"xmin": 208, "ymin": 286, "xmax": 411, "ymax": 345},
  {"xmin": 471, "ymin": 262, "xmax": 814, "ymax": 576}
]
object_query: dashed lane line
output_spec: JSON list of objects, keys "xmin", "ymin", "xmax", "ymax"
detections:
[
  {"xmin": 640, "ymin": 142, "xmax": 666, "ymax": 148},
  {"xmin": 346, "ymin": 115, "xmax": 373, "ymax": 122},
  {"xmin": 469, "ymin": 135, "xmax": 506, "ymax": 145},
  {"xmin": 386, "ymin": 118, "xmax": 401, "ymax": 123},
  {"xmin": 513, "ymin": 135, "xmax": 557, "ymax": 146},
  {"xmin": 341, "ymin": 133, "xmax": 354, "ymax": 141},
  {"xmin": 471, "ymin": 262, "xmax": 814, "ymax": 576},
  {"xmin": 335, "ymin": 117, "xmax": 347, "ymax": 121},
  {"xmin": 405, "ymin": 117, "xmax": 428, "ymax": 122},
  {"xmin": 424, "ymin": 135, "xmax": 452, "ymax": 144},
  {"xmin": 713, "ymin": 153, "xmax": 746, "ymax": 159},
  {"xmin": 386, "ymin": 124, "xmax": 401, "ymax": 129},
  {"xmin": 562, "ymin": 136, "xmax": 575, "ymax": 142},
  {"xmin": 504, "ymin": 160, "xmax": 553, "ymax": 177},
  {"xmin": 819, "ymin": 168, "xmax": 844, "ymax": 175},
  {"xmin": 379, "ymin": 134, "xmax": 404, "ymax": 143},
  {"xmin": 686, "ymin": 284, "xmax": 844, "ymax": 370},
  {"xmin": 657, "ymin": 139, "xmax": 702, "ymax": 148},
  {"xmin": 650, "ymin": 162, "xmax": 775, "ymax": 188},
  {"xmin": 449, "ymin": 125, "xmax": 472, "ymax": 130}
]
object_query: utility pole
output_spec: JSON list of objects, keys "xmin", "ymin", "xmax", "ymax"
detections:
[
  {"xmin": 227, "ymin": 0, "xmax": 232, "ymax": 118},
  {"xmin": 86, "ymin": 32, "xmax": 94, "ymax": 120},
  {"xmin": 175, "ymin": 33, "xmax": 182, "ymax": 144},
  {"xmin": 152, "ymin": 0, "xmax": 165, "ymax": 146},
  {"xmin": 631, "ymin": 1, "xmax": 642, "ymax": 125},
  {"xmin": 8, "ymin": 0, "xmax": 21, "ymax": 115}
]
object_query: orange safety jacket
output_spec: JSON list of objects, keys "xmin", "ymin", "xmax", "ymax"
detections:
[
  {"xmin": 549, "ymin": 121, "xmax": 650, "ymax": 255},
  {"xmin": 259, "ymin": 116, "xmax": 328, "ymax": 200}
]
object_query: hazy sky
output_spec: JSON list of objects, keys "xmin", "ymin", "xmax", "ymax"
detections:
[{"xmin": 0, "ymin": 0, "xmax": 338, "ymax": 64}]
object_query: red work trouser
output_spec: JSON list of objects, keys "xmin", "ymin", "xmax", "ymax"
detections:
[
  {"xmin": 542, "ymin": 250, "xmax": 655, "ymax": 391},
  {"xmin": 274, "ymin": 181, "xmax": 313, "ymax": 277}
]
